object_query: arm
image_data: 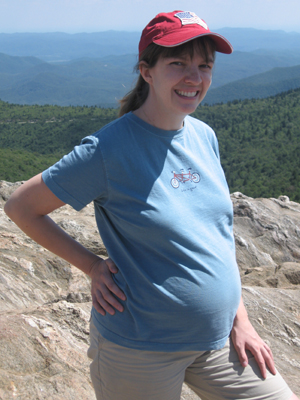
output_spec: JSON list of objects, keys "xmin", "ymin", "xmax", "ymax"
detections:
[
  {"xmin": 230, "ymin": 297, "xmax": 276, "ymax": 379},
  {"xmin": 4, "ymin": 173, "xmax": 126, "ymax": 315}
]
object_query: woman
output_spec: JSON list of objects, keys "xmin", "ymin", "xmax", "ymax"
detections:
[{"xmin": 5, "ymin": 10, "xmax": 298, "ymax": 400}]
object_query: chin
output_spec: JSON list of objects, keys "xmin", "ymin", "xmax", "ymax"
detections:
[{"xmin": 179, "ymin": 104, "xmax": 199, "ymax": 115}]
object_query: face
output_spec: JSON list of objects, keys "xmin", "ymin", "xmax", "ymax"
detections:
[{"xmin": 140, "ymin": 48, "xmax": 214, "ymax": 128}]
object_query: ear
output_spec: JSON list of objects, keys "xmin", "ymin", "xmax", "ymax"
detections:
[{"xmin": 139, "ymin": 61, "xmax": 153, "ymax": 84}]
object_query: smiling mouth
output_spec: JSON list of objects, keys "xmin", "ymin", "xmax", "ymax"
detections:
[{"xmin": 175, "ymin": 90, "xmax": 199, "ymax": 98}]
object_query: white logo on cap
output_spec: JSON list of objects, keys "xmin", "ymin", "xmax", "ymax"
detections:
[{"xmin": 175, "ymin": 11, "xmax": 208, "ymax": 30}]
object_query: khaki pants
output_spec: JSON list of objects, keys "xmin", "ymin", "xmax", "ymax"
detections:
[{"xmin": 88, "ymin": 320, "xmax": 292, "ymax": 400}]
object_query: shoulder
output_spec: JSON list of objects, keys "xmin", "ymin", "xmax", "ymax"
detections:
[
  {"xmin": 185, "ymin": 115, "xmax": 216, "ymax": 139},
  {"xmin": 184, "ymin": 115, "xmax": 220, "ymax": 158},
  {"xmin": 185, "ymin": 115, "xmax": 213, "ymax": 130},
  {"xmin": 92, "ymin": 113, "xmax": 132, "ymax": 140}
]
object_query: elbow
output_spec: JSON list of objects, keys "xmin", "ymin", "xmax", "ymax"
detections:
[
  {"xmin": 4, "ymin": 182, "xmax": 28, "ymax": 222},
  {"xmin": 4, "ymin": 194, "xmax": 23, "ymax": 223},
  {"xmin": 4, "ymin": 198, "xmax": 16, "ymax": 221}
]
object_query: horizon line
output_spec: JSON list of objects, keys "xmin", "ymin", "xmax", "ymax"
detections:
[{"xmin": 1, "ymin": 26, "xmax": 300, "ymax": 35}]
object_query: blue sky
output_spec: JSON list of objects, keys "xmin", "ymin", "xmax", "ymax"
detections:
[{"xmin": 1, "ymin": 0, "xmax": 300, "ymax": 33}]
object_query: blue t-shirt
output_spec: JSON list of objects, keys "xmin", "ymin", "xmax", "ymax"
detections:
[{"xmin": 42, "ymin": 112, "xmax": 241, "ymax": 352}]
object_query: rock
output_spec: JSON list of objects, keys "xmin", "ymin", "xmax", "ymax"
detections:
[
  {"xmin": 242, "ymin": 286, "xmax": 300, "ymax": 391},
  {"xmin": 0, "ymin": 180, "xmax": 23, "ymax": 206},
  {"xmin": 0, "ymin": 302, "xmax": 95, "ymax": 400},
  {"xmin": 0, "ymin": 184, "xmax": 299, "ymax": 398},
  {"xmin": 232, "ymin": 192, "xmax": 300, "ymax": 282},
  {"xmin": 277, "ymin": 262, "xmax": 300, "ymax": 285}
]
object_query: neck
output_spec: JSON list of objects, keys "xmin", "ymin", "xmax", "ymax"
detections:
[{"xmin": 133, "ymin": 100, "xmax": 185, "ymax": 131}]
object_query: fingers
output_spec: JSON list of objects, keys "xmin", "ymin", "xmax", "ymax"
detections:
[
  {"xmin": 262, "ymin": 343, "xmax": 276, "ymax": 376},
  {"xmin": 236, "ymin": 345, "xmax": 249, "ymax": 368},
  {"xmin": 245, "ymin": 341, "xmax": 276, "ymax": 380},
  {"xmin": 92, "ymin": 293, "xmax": 106, "ymax": 316},
  {"xmin": 250, "ymin": 341, "xmax": 276, "ymax": 379},
  {"xmin": 232, "ymin": 324, "xmax": 277, "ymax": 380},
  {"xmin": 232, "ymin": 333, "xmax": 249, "ymax": 369},
  {"xmin": 90, "ymin": 257, "xmax": 126, "ymax": 316},
  {"xmin": 92, "ymin": 286, "xmax": 123, "ymax": 316},
  {"xmin": 99, "ymin": 259, "xmax": 126, "ymax": 301},
  {"xmin": 253, "ymin": 349, "xmax": 268, "ymax": 379},
  {"xmin": 105, "ymin": 257, "xmax": 119, "ymax": 274}
]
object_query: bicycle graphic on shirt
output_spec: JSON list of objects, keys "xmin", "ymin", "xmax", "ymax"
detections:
[{"xmin": 170, "ymin": 168, "xmax": 201, "ymax": 188}]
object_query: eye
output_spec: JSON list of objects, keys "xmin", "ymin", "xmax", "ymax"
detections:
[
  {"xmin": 200, "ymin": 62, "xmax": 214, "ymax": 70},
  {"xmin": 171, "ymin": 61, "xmax": 184, "ymax": 66},
  {"xmin": 199, "ymin": 64, "xmax": 212, "ymax": 69}
]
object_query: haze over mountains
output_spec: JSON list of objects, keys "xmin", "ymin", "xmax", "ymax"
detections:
[{"xmin": 0, "ymin": 28, "xmax": 300, "ymax": 107}]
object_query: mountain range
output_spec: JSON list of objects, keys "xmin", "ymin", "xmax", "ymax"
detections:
[
  {"xmin": 0, "ymin": 53, "xmax": 137, "ymax": 107},
  {"xmin": 0, "ymin": 29, "xmax": 300, "ymax": 106},
  {"xmin": 1, "ymin": 28, "xmax": 300, "ymax": 61},
  {"xmin": 205, "ymin": 64, "xmax": 300, "ymax": 104}
]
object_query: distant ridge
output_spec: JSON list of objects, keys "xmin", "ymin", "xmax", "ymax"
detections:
[
  {"xmin": 1, "ymin": 51, "xmax": 300, "ymax": 107},
  {"xmin": 0, "ymin": 53, "xmax": 137, "ymax": 107},
  {"xmin": 1, "ymin": 28, "xmax": 300, "ymax": 107},
  {"xmin": 0, "ymin": 53, "xmax": 44, "ymax": 74},
  {"xmin": 212, "ymin": 50, "xmax": 300, "ymax": 88},
  {"xmin": 0, "ymin": 28, "xmax": 300, "ymax": 61},
  {"xmin": 204, "ymin": 64, "xmax": 300, "ymax": 104},
  {"xmin": 216, "ymin": 27, "xmax": 300, "ymax": 52},
  {"xmin": 0, "ymin": 32, "xmax": 141, "ymax": 62}
]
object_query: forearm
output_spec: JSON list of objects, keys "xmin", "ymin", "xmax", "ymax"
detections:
[
  {"xmin": 4, "ymin": 173, "xmax": 125, "ymax": 315},
  {"xmin": 4, "ymin": 173, "xmax": 100, "ymax": 276},
  {"xmin": 234, "ymin": 297, "xmax": 248, "ymax": 322},
  {"xmin": 11, "ymin": 212, "xmax": 100, "ymax": 276}
]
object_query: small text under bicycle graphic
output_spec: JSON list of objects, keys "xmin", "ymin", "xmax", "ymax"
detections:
[{"xmin": 170, "ymin": 168, "xmax": 201, "ymax": 189}]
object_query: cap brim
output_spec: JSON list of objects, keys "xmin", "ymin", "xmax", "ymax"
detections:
[{"xmin": 154, "ymin": 31, "xmax": 233, "ymax": 54}]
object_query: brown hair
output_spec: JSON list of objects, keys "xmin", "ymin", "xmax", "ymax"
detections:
[{"xmin": 118, "ymin": 37, "xmax": 216, "ymax": 117}]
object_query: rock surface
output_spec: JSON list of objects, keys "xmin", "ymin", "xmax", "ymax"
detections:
[{"xmin": 0, "ymin": 181, "xmax": 299, "ymax": 399}]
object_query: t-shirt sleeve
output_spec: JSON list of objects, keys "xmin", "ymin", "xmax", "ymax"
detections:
[
  {"xmin": 42, "ymin": 135, "xmax": 107, "ymax": 211},
  {"xmin": 211, "ymin": 131, "xmax": 221, "ymax": 160},
  {"xmin": 205, "ymin": 123, "xmax": 221, "ymax": 160}
]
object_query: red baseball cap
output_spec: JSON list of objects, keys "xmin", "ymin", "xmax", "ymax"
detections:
[{"xmin": 139, "ymin": 10, "xmax": 233, "ymax": 57}]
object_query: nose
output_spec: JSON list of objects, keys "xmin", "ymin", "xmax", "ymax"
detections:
[{"xmin": 184, "ymin": 66, "xmax": 202, "ymax": 85}]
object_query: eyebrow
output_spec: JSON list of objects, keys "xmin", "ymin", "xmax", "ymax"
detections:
[{"xmin": 172, "ymin": 54, "xmax": 215, "ymax": 64}]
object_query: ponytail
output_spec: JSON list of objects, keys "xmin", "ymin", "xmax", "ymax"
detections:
[
  {"xmin": 118, "ymin": 74, "xmax": 149, "ymax": 117},
  {"xmin": 118, "ymin": 43, "xmax": 165, "ymax": 118}
]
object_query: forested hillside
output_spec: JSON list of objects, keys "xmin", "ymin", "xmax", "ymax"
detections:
[
  {"xmin": 0, "ymin": 104, "xmax": 117, "ymax": 181},
  {"xmin": 194, "ymin": 89, "xmax": 300, "ymax": 200},
  {"xmin": 0, "ymin": 88, "xmax": 299, "ymax": 200}
]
